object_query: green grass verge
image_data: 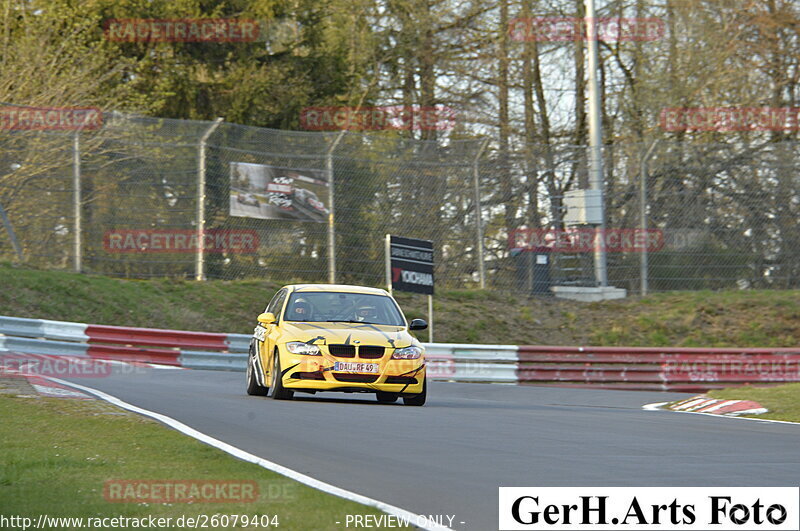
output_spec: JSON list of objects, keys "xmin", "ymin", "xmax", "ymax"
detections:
[
  {"xmin": 0, "ymin": 390, "xmax": 409, "ymax": 530},
  {"xmin": 707, "ymin": 383, "xmax": 800, "ymax": 423},
  {"xmin": 1, "ymin": 262, "xmax": 799, "ymax": 347},
  {"xmin": 588, "ymin": 290, "xmax": 800, "ymax": 347},
  {"xmin": 0, "ymin": 263, "xmax": 281, "ymax": 336}
]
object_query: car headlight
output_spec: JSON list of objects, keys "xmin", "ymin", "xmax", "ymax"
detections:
[
  {"xmin": 392, "ymin": 346, "xmax": 422, "ymax": 360},
  {"xmin": 286, "ymin": 342, "xmax": 321, "ymax": 356}
]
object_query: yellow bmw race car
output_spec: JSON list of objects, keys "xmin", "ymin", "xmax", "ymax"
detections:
[{"xmin": 246, "ymin": 284, "xmax": 428, "ymax": 406}]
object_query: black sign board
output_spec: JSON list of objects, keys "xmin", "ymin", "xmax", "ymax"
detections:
[{"xmin": 389, "ymin": 235, "xmax": 434, "ymax": 295}]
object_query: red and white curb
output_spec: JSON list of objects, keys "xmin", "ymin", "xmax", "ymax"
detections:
[
  {"xmin": 1, "ymin": 353, "xmax": 185, "ymax": 399},
  {"xmin": 27, "ymin": 375, "xmax": 94, "ymax": 399},
  {"xmin": 667, "ymin": 396, "xmax": 768, "ymax": 416},
  {"xmin": 643, "ymin": 395, "xmax": 768, "ymax": 417}
]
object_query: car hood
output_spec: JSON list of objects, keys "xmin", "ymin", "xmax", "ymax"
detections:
[{"xmin": 280, "ymin": 322, "xmax": 419, "ymax": 349}]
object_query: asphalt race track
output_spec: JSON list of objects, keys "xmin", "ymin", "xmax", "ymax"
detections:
[{"xmin": 60, "ymin": 367, "xmax": 800, "ymax": 530}]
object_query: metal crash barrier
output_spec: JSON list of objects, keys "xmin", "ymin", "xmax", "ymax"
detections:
[{"xmin": 2, "ymin": 315, "xmax": 799, "ymax": 390}]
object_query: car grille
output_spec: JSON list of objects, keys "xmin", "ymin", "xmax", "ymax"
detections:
[
  {"xmin": 358, "ymin": 346, "xmax": 385, "ymax": 359},
  {"xmin": 333, "ymin": 373, "xmax": 379, "ymax": 383},
  {"xmin": 328, "ymin": 344, "xmax": 355, "ymax": 357}
]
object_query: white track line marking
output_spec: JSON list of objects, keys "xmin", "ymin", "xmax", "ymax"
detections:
[
  {"xmin": 146, "ymin": 364, "xmax": 185, "ymax": 369},
  {"xmin": 728, "ymin": 408, "xmax": 769, "ymax": 416},
  {"xmin": 46, "ymin": 377, "xmax": 452, "ymax": 531},
  {"xmin": 642, "ymin": 401, "xmax": 800, "ymax": 426},
  {"xmin": 642, "ymin": 401, "xmax": 669, "ymax": 410}
]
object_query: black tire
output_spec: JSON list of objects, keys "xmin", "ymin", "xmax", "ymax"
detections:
[
  {"xmin": 246, "ymin": 346, "xmax": 268, "ymax": 396},
  {"xmin": 269, "ymin": 350, "xmax": 294, "ymax": 400},
  {"xmin": 402, "ymin": 379, "xmax": 426, "ymax": 406},
  {"xmin": 376, "ymin": 392, "xmax": 399, "ymax": 404}
]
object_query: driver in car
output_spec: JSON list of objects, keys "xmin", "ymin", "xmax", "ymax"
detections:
[
  {"xmin": 291, "ymin": 299, "xmax": 312, "ymax": 320},
  {"xmin": 355, "ymin": 305, "xmax": 377, "ymax": 322}
]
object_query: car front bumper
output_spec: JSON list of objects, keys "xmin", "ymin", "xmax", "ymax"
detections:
[{"xmin": 278, "ymin": 352, "xmax": 425, "ymax": 394}]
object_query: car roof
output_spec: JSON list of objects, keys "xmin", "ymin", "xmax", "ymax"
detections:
[{"xmin": 285, "ymin": 284, "xmax": 390, "ymax": 296}]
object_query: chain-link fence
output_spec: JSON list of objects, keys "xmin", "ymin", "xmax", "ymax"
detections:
[
  {"xmin": 1, "ymin": 105, "xmax": 799, "ymax": 294},
  {"xmin": 496, "ymin": 141, "xmax": 800, "ymax": 293}
]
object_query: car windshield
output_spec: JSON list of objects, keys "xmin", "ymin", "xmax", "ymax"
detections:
[{"xmin": 284, "ymin": 291, "xmax": 405, "ymax": 326}]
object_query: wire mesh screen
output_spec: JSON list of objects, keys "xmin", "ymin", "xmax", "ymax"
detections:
[
  {"xmin": 0, "ymin": 129, "xmax": 74, "ymax": 270},
  {"xmin": 1, "ymin": 108, "xmax": 799, "ymax": 293},
  {"xmin": 611, "ymin": 141, "xmax": 800, "ymax": 292}
]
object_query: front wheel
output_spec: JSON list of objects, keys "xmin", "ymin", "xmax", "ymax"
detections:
[
  {"xmin": 269, "ymin": 350, "xmax": 294, "ymax": 400},
  {"xmin": 402, "ymin": 378, "xmax": 426, "ymax": 406},
  {"xmin": 246, "ymin": 347, "xmax": 268, "ymax": 396}
]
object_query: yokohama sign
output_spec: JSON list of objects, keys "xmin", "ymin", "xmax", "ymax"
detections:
[{"xmin": 389, "ymin": 235, "xmax": 434, "ymax": 295}]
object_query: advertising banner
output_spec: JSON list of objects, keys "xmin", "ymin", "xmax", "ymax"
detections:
[
  {"xmin": 389, "ymin": 235, "xmax": 434, "ymax": 295},
  {"xmin": 230, "ymin": 162, "xmax": 329, "ymax": 222}
]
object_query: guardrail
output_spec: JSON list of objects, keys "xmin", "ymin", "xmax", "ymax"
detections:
[
  {"xmin": 2, "ymin": 315, "xmax": 799, "ymax": 390},
  {"xmin": 0, "ymin": 315, "xmax": 247, "ymax": 367},
  {"xmin": 0, "ymin": 316, "xmax": 517, "ymax": 383},
  {"xmin": 424, "ymin": 343, "xmax": 517, "ymax": 383},
  {"xmin": 517, "ymin": 345, "xmax": 800, "ymax": 392}
]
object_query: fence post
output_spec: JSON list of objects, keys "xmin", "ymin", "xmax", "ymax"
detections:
[
  {"xmin": 473, "ymin": 138, "xmax": 489, "ymax": 289},
  {"xmin": 640, "ymin": 140, "xmax": 659, "ymax": 296},
  {"xmin": 73, "ymin": 132, "xmax": 82, "ymax": 272},
  {"xmin": 428, "ymin": 294, "xmax": 434, "ymax": 343},
  {"xmin": 326, "ymin": 130, "xmax": 346, "ymax": 284},
  {"xmin": 0, "ymin": 163, "xmax": 23, "ymax": 260},
  {"xmin": 385, "ymin": 233, "xmax": 392, "ymax": 294},
  {"xmin": 0, "ymin": 201, "xmax": 22, "ymax": 261},
  {"xmin": 195, "ymin": 118, "xmax": 224, "ymax": 281}
]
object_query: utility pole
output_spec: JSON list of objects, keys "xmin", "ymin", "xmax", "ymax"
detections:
[{"xmin": 585, "ymin": 0, "xmax": 608, "ymax": 286}]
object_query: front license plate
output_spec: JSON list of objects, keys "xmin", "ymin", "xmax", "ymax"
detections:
[{"xmin": 333, "ymin": 361, "xmax": 380, "ymax": 374}]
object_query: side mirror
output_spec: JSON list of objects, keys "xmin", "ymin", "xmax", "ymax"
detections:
[
  {"xmin": 257, "ymin": 312, "xmax": 277, "ymax": 325},
  {"xmin": 409, "ymin": 318, "xmax": 428, "ymax": 331}
]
